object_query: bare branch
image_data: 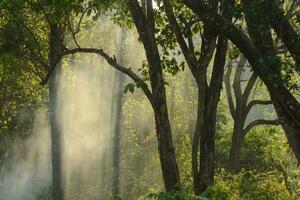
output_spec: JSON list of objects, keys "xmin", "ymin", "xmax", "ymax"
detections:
[
  {"xmin": 67, "ymin": 17, "xmax": 81, "ymax": 48},
  {"xmin": 243, "ymin": 119, "xmax": 280, "ymax": 136},
  {"xmin": 233, "ymin": 56, "xmax": 245, "ymax": 104},
  {"xmin": 63, "ymin": 47, "xmax": 153, "ymax": 103},
  {"xmin": 185, "ymin": 18, "xmax": 195, "ymax": 55},
  {"xmin": 242, "ymin": 72, "xmax": 258, "ymax": 100},
  {"xmin": 74, "ymin": 6, "xmax": 92, "ymax": 34},
  {"xmin": 246, "ymin": 100, "xmax": 272, "ymax": 114},
  {"xmin": 224, "ymin": 62, "xmax": 236, "ymax": 118}
]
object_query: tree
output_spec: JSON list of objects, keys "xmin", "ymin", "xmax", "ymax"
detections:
[
  {"xmin": 111, "ymin": 27, "xmax": 126, "ymax": 196},
  {"xmin": 181, "ymin": 0, "xmax": 300, "ymax": 163},
  {"xmin": 64, "ymin": 0, "xmax": 181, "ymax": 192},
  {"xmin": 126, "ymin": 0, "xmax": 181, "ymax": 191},
  {"xmin": 0, "ymin": 1, "xmax": 108, "ymax": 199},
  {"xmin": 162, "ymin": 0, "xmax": 232, "ymax": 193},
  {"xmin": 225, "ymin": 54, "xmax": 279, "ymax": 172}
]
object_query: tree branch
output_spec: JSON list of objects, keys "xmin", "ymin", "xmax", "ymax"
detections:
[
  {"xmin": 163, "ymin": 0, "xmax": 198, "ymax": 76},
  {"xmin": 63, "ymin": 47, "xmax": 153, "ymax": 103},
  {"xmin": 242, "ymin": 72, "xmax": 257, "ymax": 100},
  {"xmin": 243, "ymin": 119, "xmax": 280, "ymax": 136},
  {"xmin": 233, "ymin": 57, "xmax": 244, "ymax": 104},
  {"xmin": 246, "ymin": 100, "xmax": 272, "ymax": 114},
  {"xmin": 7, "ymin": 10, "xmax": 49, "ymax": 70},
  {"xmin": 264, "ymin": 1, "xmax": 300, "ymax": 68},
  {"xmin": 224, "ymin": 62, "xmax": 236, "ymax": 118}
]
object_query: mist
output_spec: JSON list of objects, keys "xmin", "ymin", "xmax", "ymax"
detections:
[
  {"xmin": 0, "ymin": 109, "xmax": 51, "ymax": 200},
  {"xmin": 0, "ymin": 20, "xmax": 160, "ymax": 199}
]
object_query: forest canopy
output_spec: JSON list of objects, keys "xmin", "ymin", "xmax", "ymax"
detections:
[{"xmin": 0, "ymin": 0, "xmax": 299, "ymax": 200}]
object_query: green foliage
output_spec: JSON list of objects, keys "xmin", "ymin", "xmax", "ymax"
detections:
[
  {"xmin": 281, "ymin": 58, "xmax": 300, "ymax": 91},
  {"xmin": 204, "ymin": 168, "xmax": 295, "ymax": 200},
  {"xmin": 228, "ymin": 46, "xmax": 240, "ymax": 60},
  {"xmin": 0, "ymin": 0, "xmax": 299, "ymax": 199},
  {"xmin": 147, "ymin": 189, "xmax": 208, "ymax": 200},
  {"xmin": 124, "ymin": 83, "xmax": 135, "ymax": 93},
  {"xmin": 107, "ymin": 195, "xmax": 122, "ymax": 200}
]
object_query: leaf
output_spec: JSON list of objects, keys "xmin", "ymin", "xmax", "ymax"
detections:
[{"xmin": 124, "ymin": 83, "xmax": 135, "ymax": 93}]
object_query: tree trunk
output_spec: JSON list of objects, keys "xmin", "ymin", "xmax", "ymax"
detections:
[
  {"xmin": 268, "ymin": 88, "xmax": 300, "ymax": 162},
  {"xmin": 111, "ymin": 27, "xmax": 126, "ymax": 196},
  {"xmin": 197, "ymin": 115, "xmax": 216, "ymax": 193},
  {"xmin": 225, "ymin": 57, "xmax": 251, "ymax": 173},
  {"xmin": 228, "ymin": 116, "xmax": 245, "ymax": 173},
  {"xmin": 154, "ymin": 109, "xmax": 181, "ymax": 191},
  {"xmin": 127, "ymin": 0, "xmax": 181, "ymax": 191},
  {"xmin": 244, "ymin": 0, "xmax": 300, "ymax": 163},
  {"xmin": 193, "ymin": 35, "xmax": 228, "ymax": 194},
  {"xmin": 49, "ymin": 24, "xmax": 64, "ymax": 200}
]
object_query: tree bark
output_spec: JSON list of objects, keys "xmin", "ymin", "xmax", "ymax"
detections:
[
  {"xmin": 225, "ymin": 54, "xmax": 280, "ymax": 172},
  {"xmin": 228, "ymin": 120, "xmax": 244, "ymax": 173},
  {"xmin": 49, "ymin": 24, "xmax": 64, "ymax": 200},
  {"xmin": 198, "ymin": 35, "xmax": 228, "ymax": 193},
  {"xmin": 225, "ymin": 57, "xmax": 248, "ymax": 172},
  {"xmin": 127, "ymin": 0, "xmax": 181, "ymax": 191}
]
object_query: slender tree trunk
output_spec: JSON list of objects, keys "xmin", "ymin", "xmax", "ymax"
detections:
[
  {"xmin": 169, "ymin": 84, "xmax": 176, "ymax": 135},
  {"xmin": 225, "ymin": 57, "xmax": 248, "ymax": 172},
  {"xmin": 49, "ymin": 24, "xmax": 64, "ymax": 200},
  {"xmin": 198, "ymin": 36, "xmax": 228, "ymax": 193},
  {"xmin": 192, "ymin": 86, "xmax": 205, "ymax": 194},
  {"xmin": 111, "ymin": 27, "xmax": 126, "ymax": 196}
]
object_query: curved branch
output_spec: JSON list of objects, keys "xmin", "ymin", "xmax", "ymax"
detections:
[
  {"xmin": 246, "ymin": 100, "xmax": 272, "ymax": 114},
  {"xmin": 224, "ymin": 63, "xmax": 236, "ymax": 118},
  {"xmin": 243, "ymin": 119, "xmax": 280, "ymax": 136},
  {"xmin": 233, "ymin": 57, "xmax": 244, "ymax": 104},
  {"xmin": 63, "ymin": 47, "xmax": 153, "ymax": 103}
]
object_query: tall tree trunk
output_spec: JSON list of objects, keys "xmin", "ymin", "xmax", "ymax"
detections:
[
  {"xmin": 198, "ymin": 36, "xmax": 228, "ymax": 193},
  {"xmin": 111, "ymin": 27, "xmax": 126, "ymax": 196},
  {"xmin": 49, "ymin": 24, "xmax": 64, "ymax": 200},
  {"xmin": 127, "ymin": 0, "xmax": 181, "ymax": 191},
  {"xmin": 225, "ymin": 57, "xmax": 248, "ymax": 173}
]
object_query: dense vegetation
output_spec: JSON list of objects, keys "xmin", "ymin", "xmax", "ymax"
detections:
[{"xmin": 0, "ymin": 0, "xmax": 299, "ymax": 199}]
